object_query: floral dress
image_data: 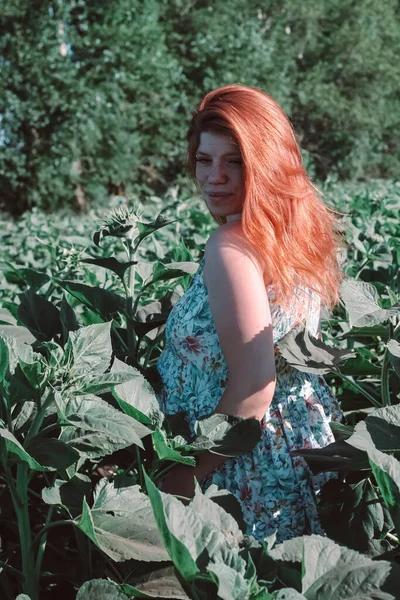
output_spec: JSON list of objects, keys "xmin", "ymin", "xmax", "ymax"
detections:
[{"xmin": 156, "ymin": 256, "xmax": 342, "ymax": 543}]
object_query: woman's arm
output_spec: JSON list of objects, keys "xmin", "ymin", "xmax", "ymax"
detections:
[{"xmin": 160, "ymin": 224, "xmax": 276, "ymax": 497}]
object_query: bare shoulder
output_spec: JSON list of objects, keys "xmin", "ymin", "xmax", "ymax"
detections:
[{"xmin": 205, "ymin": 221, "xmax": 270, "ymax": 283}]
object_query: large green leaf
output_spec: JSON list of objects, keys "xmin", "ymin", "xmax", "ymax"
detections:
[
  {"xmin": 81, "ymin": 257, "xmax": 136, "ymax": 282},
  {"xmin": 290, "ymin": 440, "xmax": 370, "ymax": 473},
  {"xmin": 192, "ymin": 413, "xmax": 262, "ymax": 456},
  {"xmin": 0, "ymin": 331, "xmax": 38, "ymax": 373},
  {"xmin": 68, "ymin": 322, "xmax": 112, "ymax": 377},
  {"xmin": 273, "ymin": 591, "xmax": 306, "ymax": 599},
  {"xmin": 270, "ymin": 535, "xmax": 394, "ymax": 600},
  {"xmin": 344, "ymin": 421, "xmax": 400, "ymax": 538},
  {"xmin": 121, "ymin": 566, "xmax": 189, "ymax": 598},
  {"xmin": 112, "ymin": 357, "xmax": 163, "ymax": 427},
  {"xmin": 340, "ymin": 278, "xmax": 399, "ymax": 327},
  {"xmin": 152, "ymin": 428, "xmax": 196, "ymax": 467},
  {"xmin": 77, "ymin": 371, "xmax": 140, "ymax": 396},
  {"xmin": 364, "ymin": 405, "xmax": 400, "ymax": 452},
  {"xmin": 42, "ymin": 473, "xmax": 91, "ymax": 516},
  {"xmin": 0, "ymin": 324, "xmax": 36, "ymax": 345},
  {"xmin": 17, "ymin": 289, "xmax": 62, "ymax": 341},
  {"xmin": 75, "ymin": 479, "xmax": 169, "ymax": 563},
  {"xmin": 58, "ymin": 280, "xmax": 126, "ymax": 318},
  {"xmin": 0, "ymin": 336, "xmax": 8, "ymax": 383},
  {"xmin": 144, "ymin": 472, "xmax": 200, "ymax": 581},
  {"xmin": 318, "ymin": 477, "xmax": 388, "ymax": 552},
  {"xmin": 76, "ymin": 579, "xmax": 130, "ymax": 600},
  {"xmin": 277, "ymin": 325, "xmax": 355, "ymax": 374},
  {"xmin": 61, "ymin": 395, "xmax": 151, "ymax": 452},
  {"xmin": 0, "ymin": 428, "xmax": 51, "ymax": 471},
  {"xmin": 387, "ymin": 339, "xmax": 400, "ymax": 377},
  {"xmin": 191, "ymin": 481, "xmax": 243, "ymax": 547},
  {"xmin": 26, "ymin": 437, "xmax": 80, "ymax": 471}
]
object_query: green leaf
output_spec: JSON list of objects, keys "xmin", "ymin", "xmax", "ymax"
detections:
[
  {"xmin": 346, "ymin": 421, "xmax": 400, "ymax": 538},
  {"xmin": 387, "ymin": 339, "xmax": 400, "ymax": 377},
  {"xmin": 4, "ymin": 264, "xmax": 50, "ymax": 290},
  {"xmin": 273, "ymin": 591, "xmax": 306, "ymax": 599},
  {"xmin": 192, "ymin": 413, "xmax": 262, "ymax": 456},
  {"xmin": 340, "ymin": 278, "xmax": 400, "ymax": 327},
  {"xmin": 0, "ymin": 336, "xmax": 9, "ymax": 383},
  {"xmin": 26, "ymin": 437, "xmax": 80, "ymax": 471},
  {"xmin": 133, "ymin": 214, "xmax": 180, "ymax": 253},
  {"xmin": 121, "ymin": 566, "xmax": 189, "ymax": 598},
  {"xmin": 270, "ymin": 535, "xmax": 394, "ymax": 600},
  {"xmin": 17, "ymin": 289, "xmax": 62, "ymax": 341},
  {"xmin": 319, "ymin": 477, "xmax": 387, "ymax": 552},
  {"xmin": 12, "ymin": 401, "xmax": 36, "ymax": 433},
  {"xmin": 338, "ymin": 356, "xmax": 381, "ymax": 376},
  {"xmin": 69, "ymin": 322, "xmax": 112, "ymax": 377},
  {"xmin": 76, "ymin": 580, "xmax": 129, "ymax": 600},
  {"xmin": 364, "ymin": 405, "xmax": 400, "ymax": 452},
  {"xmin": 152, "ymin": 428, "xmax": 196, "ymax": 466},
  {"xmin": 144, "ymin": 472, "xmax": 199, "ymax": 580},
  {"xmin": 112, "ymin": 357, "xmax": 163, "ymax": 427},
  {"xmin": 0, "ymin": 428, "xmax": 51, "ymax": 471},
  {"xmin": 42, "ymin": 473, "xmax": 91, "ymax": 515},
  {"xmin": 59, "ymin": 295, "xmax": 79, "ymax": 342},
  {"xmin": 58, "ymin": 280, "xmax": 126, "ymax": 318},
  {"xmin": 207, "ymin": 544, "xmax": 252, "ymax": 600},
  {"xmin": 0, "ymin": 324, "xmax": 36, "ymax": 345},
  {"xmin": 61, "ymin": 395, "xmax": 151, "ymax": 452},
  {"xmin": 81, "ymin": 257, "xmax": 136, "ymax": 282},
  {"xmin": 78, "ymin": 371, "xmax": 140, "ymax": 395},
  {"xmin": 290, "ymin": 440, "xmax": 370, "ymax": 474},
  {"xmin": 75, "ymin": 479, "xmax": 169, "ymax": 563},
  {"xmin": 191, "ymin": 481, "xmax": 243, "ymax": 547},
  {"xmin": 277, "ymin": 325, "xmax": 355, "ymax": 374}
]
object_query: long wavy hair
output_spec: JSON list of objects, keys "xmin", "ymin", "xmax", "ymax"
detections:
[{"xmin": 186, "ymin": 84, "xmax": 344, "ymax": 322}]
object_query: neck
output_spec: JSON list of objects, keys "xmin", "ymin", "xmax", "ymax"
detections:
[{"xmin": 226, "ymin": 213, "xmax": 242, "ymax": 222}]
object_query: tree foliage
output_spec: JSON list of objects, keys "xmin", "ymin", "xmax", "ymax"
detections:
[{"xmin": 1, "ymin": 0, "xmax": 400, "ymax": 212}]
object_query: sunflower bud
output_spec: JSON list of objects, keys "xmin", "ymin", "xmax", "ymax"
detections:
[{"xmin": 94, "ymin": 205, "xmax": 142, "ymax": 247}]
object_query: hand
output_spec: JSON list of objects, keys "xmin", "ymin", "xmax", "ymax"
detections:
[{"xmin": 157, "ymin": 465, "xmax": 196, "ymax": 499}]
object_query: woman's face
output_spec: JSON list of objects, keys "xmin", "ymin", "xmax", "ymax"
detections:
[{"xmin": 195, "ymin": 131, "xmax": 245, "ymax": 218}]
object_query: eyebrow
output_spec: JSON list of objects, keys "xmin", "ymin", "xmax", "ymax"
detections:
[{"xmin": 196, "ymin": 151, "xmax": 242, "ymax": 157}]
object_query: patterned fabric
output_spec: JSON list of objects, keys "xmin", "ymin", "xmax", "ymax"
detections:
[{"xmin": 156, "ymin": 256, "xmax": 342, "ymax": 543}]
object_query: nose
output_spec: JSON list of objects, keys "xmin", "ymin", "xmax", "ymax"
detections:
[{"xmin": 208, "ymin": 161, "xmax": 228, "ymax": 183}]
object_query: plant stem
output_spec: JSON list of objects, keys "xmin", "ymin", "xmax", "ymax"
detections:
[
  {"xmin": 336, "ymin": 371, "xmax": 382, "ymax": 408},
  {"xmin": 31, "ymin": 519, "xmax": 74, "ymax": 550},
  {"xmin": 0, "ymin": 561, "xmax": 23, "ymax": 579},
  {"xmin": 136, "ymin": 446, "xmax": 144, "ymax": 489},
  {"xmin": 24, "ymin": 389, "xmax": 55, "ymax": 448},
  {"xmin": 152, "ymin": 461, "xmax": 182, "ymax": 482},
  {"xmin": 125, "ymin": 241, "xmax": 137, "ymax": 358},
  {"xmin": 381, "ymin": 348, "xmax": 392, "ymax": 407},
  {"xmin": 34, "ymin": 505, "xmax": 55, "ymax": 588},
  {"xmin": 15, "ymin": 463, "xmax": 36, "ymax": 599}
]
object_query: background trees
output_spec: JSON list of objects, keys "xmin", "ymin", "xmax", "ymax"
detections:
[{"xmin": 1, "ymin": 0, "xmax": 399, "ymax": 213}]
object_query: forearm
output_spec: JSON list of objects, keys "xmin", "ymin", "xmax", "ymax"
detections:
[
  {"xmin": 212, "ymin": 380, "xmax": 275, "ymax": 421},
  {"xmin": 192, "ymin": 451, "xmax": 230, "ymax": 482}
]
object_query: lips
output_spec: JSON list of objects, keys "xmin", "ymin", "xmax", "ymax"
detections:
[{"xmin": 207, "ymin": 192, "xmax": 232, "ymax": 198}]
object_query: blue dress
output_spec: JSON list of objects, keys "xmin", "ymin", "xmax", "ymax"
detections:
[{"xmin": 156, "ymin": 256, "xmax": 342, "ymax": 543}]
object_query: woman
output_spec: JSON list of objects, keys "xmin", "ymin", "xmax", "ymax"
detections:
[{"xmin": 156, "ymin": 84, "xmax": 343, "ymax": 543}]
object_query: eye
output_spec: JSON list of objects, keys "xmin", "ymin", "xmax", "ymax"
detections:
[
  {"xmin": 229, "ymin": 159, "xmax": 242, "ymax": 164},
  {"xmin": 195, "ymin": 157, "xmax": 210, "ymax": 163}
]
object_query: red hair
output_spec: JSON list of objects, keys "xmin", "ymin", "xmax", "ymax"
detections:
[{"xmin": 186, "ymin": 84, "xmax": 344, "ymax": 322}]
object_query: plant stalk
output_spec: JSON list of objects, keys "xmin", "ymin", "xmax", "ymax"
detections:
[
  {"xmin": 336, "ymin": 371, "xmax": 382, "ymax": 408},
  {"xmin": 125, "ymin": 241, "xmax": 137, "ymax": 358},
  {"xmin": 15, "ymin": 463, "xmax": 36, "ymax": 599}
]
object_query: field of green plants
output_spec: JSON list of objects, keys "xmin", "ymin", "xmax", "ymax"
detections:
[{"xmin": 0, "ymin": 179, "xmax": 399, "ymax": 600}]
